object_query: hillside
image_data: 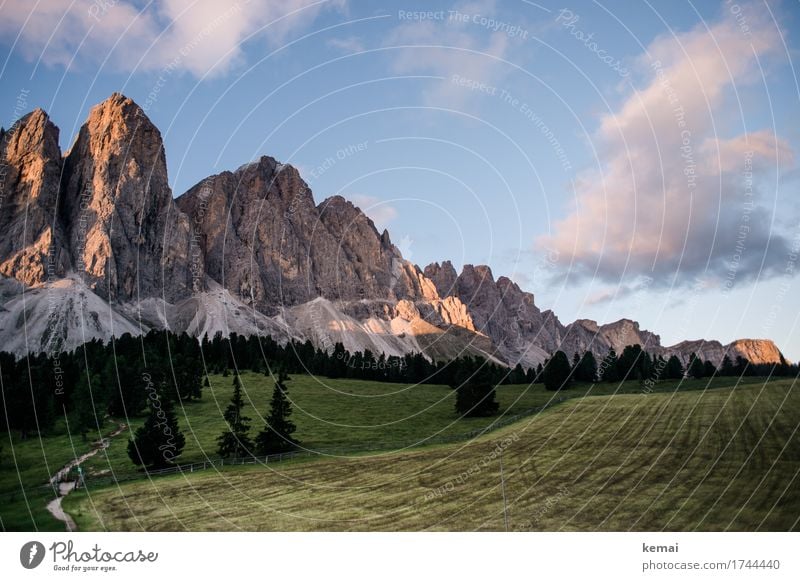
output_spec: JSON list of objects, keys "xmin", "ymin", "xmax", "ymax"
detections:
[{"xmin": 63, "ymin": 378, "xmax": 800, "ymax": 531}]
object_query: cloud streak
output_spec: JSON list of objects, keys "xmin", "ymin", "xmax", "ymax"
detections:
[
  {"xmin": 0, "ymin": 0, "xmax": 345, "ymax": 77},
  {"xmin": 537, "ymin": 3, "xmax": 795, "ymax": 291}
]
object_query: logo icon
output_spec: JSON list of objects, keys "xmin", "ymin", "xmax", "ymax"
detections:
[{"xmin": 20, "ymin": 541, "xmax": 46, "ymax": 569}]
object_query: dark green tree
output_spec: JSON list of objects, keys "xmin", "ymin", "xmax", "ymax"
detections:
[
  {"xmin": 534, "ymin": 363, "xmax": 544, "ymax": 383},
  {"xmin": 543, "ymin": 350, "xmax": 572, "ymax": 391},
  {"xmin": 665, "ymin": 355, "xmax": 683, "ymax": 379},
  {"xmin": 70, "ymin": 373, "xmax": 104, "ymax": 441},
  {"xmin": 255, "ymin": 371, "xmax": 298, "ymax": 455},
  {"xmin": 719, "ymin": 355, "xmax": 734, "ymax": 376},
  {"xmin": 217, "ymin": 375, "xmax": 253, "ymax": 458},
  {"xmin": 574, "ymin": 351, "xmax": 598, "ymax": 382},
  {"xmin": 687, "ymin": 353, "xmax": 705, "ymax": 379},
  {"xmin": 600, "ymin": 348, "xmax": 618, "ymax": 382},
  {"xmin": 128, "ymin": 396, "xmax": 185, "ymax": 468},
  {"xmin": 617, "ymin": 345, "xmax": 646, "ymax": 381},
  {"xmin": 509, "ymin": 363, "xmax": 526, "ymax": 384},
  {"xmin": 734, "ymin": 356, "xmax": 749, "ymax": 376},
  {"xmin": 454, "ymin": 382, "xmax": 499, "ymax": 417}
]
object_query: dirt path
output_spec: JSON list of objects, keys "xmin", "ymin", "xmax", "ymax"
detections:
[{"xmin": 46, "ymin": 422, "xmax": 127, "ymax": 531}]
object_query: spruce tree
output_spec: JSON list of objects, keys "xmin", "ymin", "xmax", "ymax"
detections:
[
  {"xmin": 128, "ymin": 396, "xmax": 185, "ymax": 468},
  {"xmin": 70, "ymin": 373, "xmax": 104, "ymax": 441},
  {"xmin": 543, "ymin": 351, "xmax": 572, "ymax": 391},
  {"xmin": 600, "ymin": 348, "xmax": 618, "ymax": 382},
  {"xmin": 217, "ymin": 374, "xmax": 253, "ymax": 458},
  {"xmin": 575, "ymin": 351, "xmax": 598, "ymax": 382},
  {"xmin": 255, "ymin": 371, "xmax": 298, "ymax": 455},
  {"xmin": 454, "ymin": 382, "xmax": 500, "ymax": 417},
  {"xmin": 665, "ymin": 355, "xmax": 683, "ymax": 379},
  {"xmin": 687, "ymin": 353, "xmax": 705, "ymax": 379},
  {"xmin": 720, "ymin": 355, "xmax": 734, "ymax": 376}
]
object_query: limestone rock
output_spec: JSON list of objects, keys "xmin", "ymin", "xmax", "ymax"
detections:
[
  {"xmin": 0, "ymin": 109, "xmax": 69, "ymax": 286},
  {"xmin": 61, "ymin": 93, "xmax": 196, "ymax": 302}
]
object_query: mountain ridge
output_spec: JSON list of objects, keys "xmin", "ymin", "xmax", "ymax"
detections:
[{"xmin": 0, "ymin": 94, "xmax": 786, "ymax": 367}]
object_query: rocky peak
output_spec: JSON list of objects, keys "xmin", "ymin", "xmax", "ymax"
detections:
[
  {"xmin": 727, "ymin": 339, "xmax": 785, "ymax": 365},
  {"xmin": 0, "ymin": 108, "xmax": 68, "ymax": 286},
  {"xmin": 1, "ymin": 109, "xmax": 61, "ymax": 165},
  {"xmin": 423, "ymin": 260, "xmax": 458, "ymax": 297},
  {"xmin": 0, "ymin": 93, "xmax": 790, "ymax": 368},
  {"xmin": 599, "ymin": 318, "xmax": 661, "ymax": 352},
  {"xmin": 574, "ymin": 319, "xmax": 600, "ymax": 333},
  {"xmin": 61, "ymin": 93, "xmax": 196, "ymax": 302},
  {"xmin": 380, "ymin": 229, "xmax": 392, "ymax": 248}
]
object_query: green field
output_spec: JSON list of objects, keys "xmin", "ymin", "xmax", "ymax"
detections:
[
  {"xmin": 59, "ymin": 377, "xmax": 800, "ymax": 531},
  {"xmin": 3, "ymin": 371, "xmax": 567, "ymax": 530}
]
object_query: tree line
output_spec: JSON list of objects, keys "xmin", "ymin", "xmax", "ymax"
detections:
[{"xmin": 0, "ymin": 330, "xmax": 795, "ymax": 465}]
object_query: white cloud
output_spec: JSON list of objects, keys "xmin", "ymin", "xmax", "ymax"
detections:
[
  {"xmin": 537, "ymin": 3, "xmax": 795, "ymax": 289},
  {"xmin": 384, "ymin": 0, "xmax": 514, "ymax": 106},
  {"xmin": 349, "ymin": 194, "xmax": 398, "ymax": 230},
  {"xmin": 0, "ymin": 0, "xmax": 345, "ymax": 77}
]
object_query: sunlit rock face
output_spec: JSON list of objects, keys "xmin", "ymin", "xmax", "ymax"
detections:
[{"xmin": 0, "ymin": 93, "xmax": 789, "ymax": 367}]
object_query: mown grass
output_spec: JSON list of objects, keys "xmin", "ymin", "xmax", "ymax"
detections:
[
  {"xmin": 0, "ymin": 373, "xmax": 781, "ymax": 530},
  {"xmin": 64, "ymin": 377, "xmax": 800, "ymax": 531}
]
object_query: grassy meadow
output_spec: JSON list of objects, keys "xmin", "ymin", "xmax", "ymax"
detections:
[
  {"xmin": 2, "ymin": 372, "xmax": 796, "ymax": 531},
  {"xmin": 62, "ymin": 376, "xmax": 800, "ymax": 531}
]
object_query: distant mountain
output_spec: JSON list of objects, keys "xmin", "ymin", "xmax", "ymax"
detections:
[{"xmin": 0, "ymin": 94, "xmax": 786, "ymax": 367}]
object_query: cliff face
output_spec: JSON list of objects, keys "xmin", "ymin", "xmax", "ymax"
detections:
[
  {"xmin": 727, "ymin": 339, "xmax": 785, "ymax": 365},
  {"xmin": 175, "ymin": 162, "xmax": 434, "ymax": 315},
  {"xmin": 422, "ymin": 263, "xmax": 560, "ymax": 366},
  {"xmin": 0, "ymin": 93, "xmax": 789, "ymax": 367},
  {"xmin": 0, "ymin": 109, "xmax": 68, "ymax": 286},
  {"xmin": 61, "ymin": 93, "xmax": 196, "ymax": 302}
]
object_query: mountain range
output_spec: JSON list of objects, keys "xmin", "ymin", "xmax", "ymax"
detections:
[{"xmin": 0, "ymin": 93, "xmax": 786, "ymax": 368}]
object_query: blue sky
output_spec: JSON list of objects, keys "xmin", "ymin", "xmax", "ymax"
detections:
[{"xmin": 1, "ymin": 0, "xmax": 799, "ymax": 359}]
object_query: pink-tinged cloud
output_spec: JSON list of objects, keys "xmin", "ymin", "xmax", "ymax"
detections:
[
  {"xmin": 537, "ymin": 3, "xmax": 795, "ymax": 289},
  {"xmin": 0, "ymin": 0, "xmax": 345, "ymax": 78}
]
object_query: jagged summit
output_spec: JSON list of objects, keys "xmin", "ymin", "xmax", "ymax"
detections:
[
  {"xmin": 0, "ymin": 94, "xmax": 789, "ymax": 366},
  {"xmin": 0, "ymin": 107, "xmax": 67, "ymax": 286},
  {"xmin": 61, "ymin": 91, "xmax": 194, "ymax": 302}
]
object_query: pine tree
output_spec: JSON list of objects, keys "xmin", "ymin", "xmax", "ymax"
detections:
[
  {"xmin": 575, "ymin": 351, "xmax": 598, "ymax": 382},
  {"xmin": 255, "ymin": 371, "xmax": 298, "ymax": 455},
  {"xmin": 571, "ymin": 352, "xmax": 581, "ymax": 380},
  {"xmin": 665, "ymin": 355, "xmax": 683, "ymax": 379},
  {"xmin": 70, "ymin": 373, "xmax": 104, "ymax": 441},
  {"xmin": 454, "ymin": 382, "xmax": 500, "ymax": 417},
  {"xmin": 128, "ymin": 396, "xmax": 185, "ymax": 468},
  {"xmin": 509, "ymin": 363, "xmax": 526, "ymax": 384},
  {"xmin": 687, "ymin": 353, "xmax": 705, "ymax": 379},
  {"xmin": 720, "ymin": 355, "xmax": 734, "ymax": 376},
  {"xmin": 617, "ymin": 345, "xmax": 646, "ymax": 381},
  {"xmin": 600, "ymin": 348, "xmax": 618, "ymax": 382},
  {"xmin": 734, "ymin": 356, "xmax": 749, "ymax": 376},
  {"xmin": 217, "ymin": 374, "xmax": 253, "ymax": 458},
  {"xmin": 543, "ymin": 351, "xmax": 572, "ymax": 391}
]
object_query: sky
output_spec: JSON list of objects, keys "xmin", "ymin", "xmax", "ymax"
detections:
[{"xmin": 1, "ymin": 0, "xmax": 799, "ymax": 359}]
